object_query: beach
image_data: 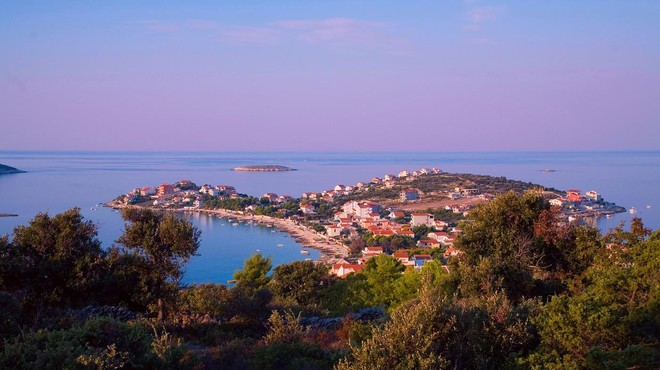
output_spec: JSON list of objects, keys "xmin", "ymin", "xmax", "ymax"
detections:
[{"xmin": 108, "ymin": 203, "xmax": 348, "ymax": 264}]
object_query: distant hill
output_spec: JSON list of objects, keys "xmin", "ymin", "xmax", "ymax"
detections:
[{"xmin": 0, "ymin": 163, "xmax": 25, "ymax": 174}]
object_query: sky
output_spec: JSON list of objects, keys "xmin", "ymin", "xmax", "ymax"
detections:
[{"xmin": 1, "ymin": 1, "xmax": 659, "ymax": 152}]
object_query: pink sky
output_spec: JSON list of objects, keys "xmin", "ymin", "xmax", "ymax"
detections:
[{"xmin": 1, "ymin": 1, "xmax": 659, "ymax": 151}]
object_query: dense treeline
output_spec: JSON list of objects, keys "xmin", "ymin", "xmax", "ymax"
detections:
[{"xmin": 0, "ymin": 192, "xmax": 657, "ymax": 369}]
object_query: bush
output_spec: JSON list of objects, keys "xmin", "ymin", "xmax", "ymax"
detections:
[{"xmin": 0, "ymin": 317, "xmax": 198, "ymax": 369}]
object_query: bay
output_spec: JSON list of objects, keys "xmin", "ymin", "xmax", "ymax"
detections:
[{"xmin": 1, "ymin": 151, "xmax": 659, "ymax": 283}]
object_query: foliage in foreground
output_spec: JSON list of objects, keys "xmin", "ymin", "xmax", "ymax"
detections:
[{"xmin": 0, "ymin": 193, "xmax": 658, "ymax": 369}]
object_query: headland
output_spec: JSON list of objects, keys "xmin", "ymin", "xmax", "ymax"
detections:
[
  {"xmin": 107, "ymin": 168, "xmax": 627, "ymax": 266},
  {"xmin": 0, "ymin": 163, "xmax": 25, "ymax": 175}
]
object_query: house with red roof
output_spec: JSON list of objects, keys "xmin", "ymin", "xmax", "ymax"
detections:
[
  {"xmin": 393, "ymin": 252, "xmax": 412, "ymax": 266},
  {"xmin": 157, "ymin": 183, "xmax": 174, "ymax": 196},
  {"xmin": 417, "ymin": 239, "xmax": 440, "ymax": 249},
  {"xmin": 330, "ymin": 263, "xmax": 364, "ymax": 278},
  {"xmin": 362, "ymin": 246, "xmax": 384, "ymax": 255},
  {"xmin": 326, "ymin": 225, "xmax": 342, "ymax": 238},
  {"xmin": 389, "ymin": 211, "xmax": 405, "ymax": 219},
  {"xmin": 567, "ymin": 189, "xmax": 582, "ymax": 203}
]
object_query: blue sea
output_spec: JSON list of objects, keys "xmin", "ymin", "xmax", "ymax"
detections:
[{"xmin": 1, "ymin": 151, "xmax": 659, "ymax": 284}]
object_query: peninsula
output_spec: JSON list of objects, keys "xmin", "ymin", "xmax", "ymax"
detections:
[
  {"xmin": 108, "ymin": 168, "xmax": 626, "ymax": 267},
  {"xmin": 233, "ymin": 165, "xmax": 295, "ymax": 172},
  {"xmin": 0, "ymin": 163, "xmax": 25, "ymax": 175}
]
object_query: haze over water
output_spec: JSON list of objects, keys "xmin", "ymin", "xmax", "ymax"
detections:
[{"xmin": 1, "ymin": 151, "xmax": 659, "ymax": 283}]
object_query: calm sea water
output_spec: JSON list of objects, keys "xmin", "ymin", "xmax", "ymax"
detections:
[{"xmin": 1, "ymin": 151, "xmax": 659, "ymax": 283}]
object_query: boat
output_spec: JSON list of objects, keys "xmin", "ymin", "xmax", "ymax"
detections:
[
  {"xmin": 301, "ymin": 250, "xmax": 310, "ymax": 255},
  {"xmin": 276, "ymin": 243, "xmax": 284, "ymax": 247},
  {"xmin": 629, "ymin": 207, "xmax": 637, "ymax": 214},
  {"xmin": 646, "ymin": 205, "xmax": 652, "ymax": 209},
  {"xmin": 606, "ymin": 214, "xmax": 612, "ymax": 219},
  {"xmin": 541, "ymin": 169, "xmax": 556, "ymax": 173}
]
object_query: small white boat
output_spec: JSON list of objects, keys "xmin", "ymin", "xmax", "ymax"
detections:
[
  {"xmin": 276, "ymin": 243, "xmax": 284, "ymax": 247},
  {"xmin": 629, "ymin": 207, "xmax": 637, "ymax": 214},
  {"xmin": 606, "ymin": 214, "xmax": 612, "ymax": 219},
  {"xmin": 301, "ymin": 250, "xmax": 310, "ymax": 255},
  {"xmin": 646, "ymin": 205, "xmax": 651, "ymax": 209}
]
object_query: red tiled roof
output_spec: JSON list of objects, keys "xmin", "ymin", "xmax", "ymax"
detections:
[{"xmin": 414, "ymin": 254, "xmax": 433, "ymax": 260}]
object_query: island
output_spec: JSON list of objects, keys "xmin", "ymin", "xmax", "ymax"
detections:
[
  {"xmin": 0, "ymin": 163, "xmax": 25, "ymax": 175},
  {"xmin": 232, "ymin": 165, "xmax": 296, "ymax": 172}
]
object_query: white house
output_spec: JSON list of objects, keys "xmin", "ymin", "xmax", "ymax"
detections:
[
  {"xmin": 334, "ymin": 184, "xmax": 346, "ymax": 192},
  {"xmin": 300, "ymin": 204, "xmax": 316, "ymax": 214},
  {"xmin": 411, "ymin": 213, "xmax": 435, "ymax": 227},
  {"xmin": 585, "ymin": 191, "xmax": 602, "ymax": 201},
  {"xmin": 326, "ymin": 225, "xmax": 342, "ymax": 238},
  {"xmin": 549, "ymin": 198, "xmax": 564, "ymax": 207}
]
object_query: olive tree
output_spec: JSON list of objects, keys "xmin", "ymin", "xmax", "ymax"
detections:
[{"xmin": 117, "ymin": 208, "xmax": 200, "ymax": 321}]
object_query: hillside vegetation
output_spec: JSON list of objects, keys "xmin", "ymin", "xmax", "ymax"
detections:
[{"xmin": 0, "ymin": 192, "xmax": 657, "ymax": 369}]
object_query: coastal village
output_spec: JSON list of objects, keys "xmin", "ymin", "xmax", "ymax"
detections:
[{"xmin": 109, "ymin": 167, "xmax": 626, "ymax": 280}]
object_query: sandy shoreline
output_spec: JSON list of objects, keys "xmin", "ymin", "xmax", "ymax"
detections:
[{"xmin": 107, "ymin": 203, "xmax": 347, "ymax": 264}]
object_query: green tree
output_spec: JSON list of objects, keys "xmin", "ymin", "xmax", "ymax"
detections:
[
  {"xmin": 263, "ymin": 309, "xmax": 309, "ymax": 345},
  {"xmin": 178, "ymin": 283, "xmax": 232, "ymax": 319},
  {"xmin": 362, "ymin": 254, "xmax": 405, "ymax": 307},
  {"xmin": 337, "ymin": 283, "xmax": 452, "ymax": 370},
  {"xmin": 412, "ymin": 224, "xmax": 434, "ymax": 241},
  {"xmin": 117, "ymin": 208, "xmax": 200, "ymax": 321},
  {"xmin": 338, "ymin": 281, "xmax": 538, "ymax": 370},
  {"xmin": 4, "ymin": 209, "xmax": 105, "ymax": 316},
  {"xmin": 269, "ymin": 261, "xmax": 332, "ymax": 311},
  {"xmin": 453, "ymin": 190, "xmax": 602, "ymax": 301},
  {"xmin": 233, "ymin": 253, "xmax": 272, "ymax": 291},
  {"xmin": 320, "ymin": 273, "xmax": 372, "ymax": 316},
  {"xmin": 523, "ymin": 232, "xmax": 660, "ymax": 369}
]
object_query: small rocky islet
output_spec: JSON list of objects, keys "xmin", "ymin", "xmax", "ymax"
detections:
[{"xmin": 232, "ymin": 165, "xmax": 296, "ymax": 172}]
